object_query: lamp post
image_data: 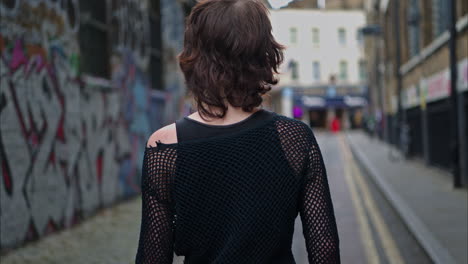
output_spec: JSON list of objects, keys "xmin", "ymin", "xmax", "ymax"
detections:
[
  {"xmin": 391, "ymin": 0, "xmax": 409, "ymax": 157},
  {"xmin": 360, "ymin": 24, "xmax": 383, "ymax": 138}
]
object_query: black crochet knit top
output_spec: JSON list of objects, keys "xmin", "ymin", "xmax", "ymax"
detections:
[{"xmin": 135, "ymin": 110, "xmax": 340, "ymax": 263}]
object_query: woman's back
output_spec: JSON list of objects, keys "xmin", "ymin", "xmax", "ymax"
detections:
[{"xmin": 135, "ymin": 110, "xmax": 340, "ymax": 263}]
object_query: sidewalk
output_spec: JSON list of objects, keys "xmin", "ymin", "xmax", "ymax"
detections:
[
  {"xmin": 0, "ymin": 196, "xmax": 185, "ymax": 264},
  {"xmin": 346, "ymin": 131, "xmax": 468, "ymax": 264},
  {"xmin": 1, "ymin": 196, "xmax": 140, "ymax": 264}
]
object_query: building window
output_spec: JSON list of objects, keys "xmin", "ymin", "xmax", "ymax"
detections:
[
  {"xmin": 312, "ymin": 28, "xmax": 320, "ymax": 46},
  {"xmin": 408, "ymin": 0, "xmax": 421, "ymax": 56},
  {"xmin": 289, "ymin": 60, "xmax": 299, "ymax": 80},
  {"xmin": 313, "ymin": 61, "xmax": 320, "ymax": 81},
  {"xmin": 461, "ymin": 0, "xmax": 468, "ymax": 18},
  {"xmin": 317, "ymin": 0, "xmax": 326, "ymax": 9},
  {"xmin": 290, "ymin": 27, "xmax": 298, "ymax": 44},
  {"xmin": 338, "ymin": 28, "xmax": 346, "ymax": 46},
  {"xmin": 359, "ymin": 60, "xmax": 367, "ymax": 81},
  {"xmin": 356, "ymin": 29, "xmax": 364, "ymax": 47},
  {"xmin": 79, "ymin": 0, "xmax": 110, "ymax": 78},
  {"xmin": 432, "ymin": 0, "xmax": 450, "ymax": 38},
  {"xmin": 339, "ymin": 61, "xmax": 348, "ymax": 81}
]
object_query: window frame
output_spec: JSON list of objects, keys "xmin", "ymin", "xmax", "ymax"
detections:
[
  {"xmin": 339, "ymin": 60, "xmax": 348, "ymax": 81},
  {"xmin": 358, "ymin": 60, "xmax": 367, "ymax": 82},
  {"xmin": 290, "ymin": 27, "xmax": 298, "ymax": 44},
  {"xmin": 78, "ymin": 0, "xmax": 110, "ymax": 79},
  {"xmin": 338, "ymin": 28, "xmax": 347, "ymax": 46},
  {"xmin": 313, "ymin": 61, "xmax": 321, "ymax": 81},
  {"xmin": 290, "ymin": 60, "xmax": 299, "ymax": 80},
  {"xmin": 312, "ymin": 28, "xmax": 320, "ymax": 46}
]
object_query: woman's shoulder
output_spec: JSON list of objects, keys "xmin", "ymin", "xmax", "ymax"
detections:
[
  {"xmin": 274, "ymin": 114, "xmax": 314, "ymax": 133},
  {"xmin": 146, "ymin": 123, "xmax": 178, "ymax": 148}
]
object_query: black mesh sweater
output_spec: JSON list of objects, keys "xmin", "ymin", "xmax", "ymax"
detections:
[{"xmin": 135, "ymin": 111, "xmax": 340, "ymax": 263}]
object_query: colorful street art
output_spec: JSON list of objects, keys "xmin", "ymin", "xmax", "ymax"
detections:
[{"xmin": 0, "ymin": 0, "xmax": 186, "ymax": 250}]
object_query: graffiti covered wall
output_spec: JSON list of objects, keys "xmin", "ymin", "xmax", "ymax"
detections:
[
  {"xmin": 160, "ymin": 0, "xmax": 187, "ymax": 120},
  {"xmin": 0, "ymin": 0, "xmax": 186, "ymax": 250}
]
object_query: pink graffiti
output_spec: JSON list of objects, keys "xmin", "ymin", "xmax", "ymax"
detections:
[{"xmin": 9, "ymin": 39, "xmax": 27, "ymax": 70}]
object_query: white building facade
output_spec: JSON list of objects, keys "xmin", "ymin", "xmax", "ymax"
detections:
[
  {"xmin": 270, "ymin": 9, "xmax": 367, "ymax": 86},
  {"xmin": 269, "ymin": 9, "xmax": 368, "ymax": 129}
]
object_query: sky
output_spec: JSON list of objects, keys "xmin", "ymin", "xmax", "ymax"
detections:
[
  {"xmin": 267, "ymin": 0, "xmax": 326, "ymax": 9},
  {"xmin": 267, "ymin": 0, "xmax": 296, "ymax": 9}
]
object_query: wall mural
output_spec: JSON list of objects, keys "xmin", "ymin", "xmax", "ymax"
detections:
[
  {"xmin": 161, "ymin": 0, "xmax": 187, "ymax": 121},
  {"xmin": 0, "ymin": 0, "xmax": 185, "ymax": 250}
]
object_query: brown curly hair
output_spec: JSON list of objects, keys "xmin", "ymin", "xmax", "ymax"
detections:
[{"xmin": 178, "ymin": 0, "xmax": 285, "ymax": 120}]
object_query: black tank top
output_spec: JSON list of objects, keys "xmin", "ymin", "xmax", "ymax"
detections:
[{"xmin": 175, "ymin": 108, "xmax": 277, "ymax": 143}]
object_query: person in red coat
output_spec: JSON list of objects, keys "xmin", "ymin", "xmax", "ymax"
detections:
[{"xmin": 331, "ymin": 116, "xmax": 341, "ymax": 133}]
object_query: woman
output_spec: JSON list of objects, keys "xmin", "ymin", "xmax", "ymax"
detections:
[{"xmin": 135, "ymin": 0, "xmax": 340, "ymax": 263}]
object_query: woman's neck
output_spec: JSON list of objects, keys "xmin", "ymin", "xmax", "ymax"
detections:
[{"xmin": 189, "ymin": 105, "xmax": 263, "ymax": 126}]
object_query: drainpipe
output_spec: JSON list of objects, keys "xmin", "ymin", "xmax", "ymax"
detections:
[
  {"xmin": 393, "ymin": 0, "xmax": 405, "ymax": 156},
  {"xmin": 448, "ymin": 0, "xmax": 461, "ymax": 187}
]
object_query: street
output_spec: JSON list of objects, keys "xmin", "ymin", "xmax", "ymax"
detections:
[
  {"xmin": 293, "ymin": 132, "xmax": 431, "ymax": 264},
  {"xmin": 1, "ymin": 132, "xmax": 433, "ymax": 264}
]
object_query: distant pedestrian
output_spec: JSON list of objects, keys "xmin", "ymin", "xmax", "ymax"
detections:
[
  {"xmin": 331, "ymin": 116, "xmax": 341, "ymax": 133},
  {"xmin": 135, "ymin": 0, "xmax": 340, "ymax": 263}
]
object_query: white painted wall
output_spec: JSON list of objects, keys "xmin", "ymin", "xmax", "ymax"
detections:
[{"xmin": 269, "ymin": 9, "xmax": 367, "ymax": 87}]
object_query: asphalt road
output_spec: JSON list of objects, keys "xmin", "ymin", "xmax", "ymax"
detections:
[{"xmin": 292, "ymin": 132, "xmax": 432, "ymax": 264}]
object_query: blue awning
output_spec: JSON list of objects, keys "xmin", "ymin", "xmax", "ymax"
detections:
[{"xmin": 294, "ymin": 95, "xmax": 368, "ymax": 109}]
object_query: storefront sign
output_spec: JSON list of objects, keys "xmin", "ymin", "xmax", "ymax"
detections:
[
  {"xmin": 391, "ymin": 95, "xmax": 397, "ymax": 114},
  {"xmin": 298, "ymin": 95, "xmax": 366, "ymax": 109},
  {"xmin": 301, "ymin": 96, "xmax": 326, "ymax": 108},
  {"xmin": 422, "ymin": 58, "xmax": 468, "ymax": 103},
  {"xmin": 344, "ymin": 95, "xmax": 367, "ymax": 107},
  {"xmin": 404, "ymin": 84, "xmax": 420, "ymax": 109},
  {"xmin": 426, "ymin": 69, "xmax": 450, "ymax": 103},
  {"xmin": 458, "ymin": 58, "xmax": 468, "ymax": 92},
  {"xmin": 420, "ymin": 78, "xmax": 427, "ymax": 110}
]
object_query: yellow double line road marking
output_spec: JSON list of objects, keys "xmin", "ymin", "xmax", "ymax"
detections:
[
  {"xmin": 339, "ymin": 135, "xmax": 380, "ymax": 264},
  {"xmin": 338, "ymin": 134, "xmax": 405, "ymax": 264}
]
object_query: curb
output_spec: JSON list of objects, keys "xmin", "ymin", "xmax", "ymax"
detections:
[{"xmin": 345, "ymin": 133, "xmax": 457, "ymax": 264}]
